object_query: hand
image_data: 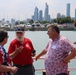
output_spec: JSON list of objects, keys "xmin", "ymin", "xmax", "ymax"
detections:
[
  {"xmin": 31, "ymin": 53, "xmax": 36, "ymax": 57},
  {"xmin": 35, "ymin": 55, "xmax": 40, "ymax": 61},
  {"xmin": 62, "ymin": 58, "xmax": 70, "ymax": 64},
  {"xmin": 73, "ymin": 42, "xmax": 76, "ymax": 44},
  {"xmin": 11, "ymin": 66, "xmax": 18, "ymax": 74},
  {"xmin": 15, "ymin": 45, "xmax": 23, "ymax": 53}
]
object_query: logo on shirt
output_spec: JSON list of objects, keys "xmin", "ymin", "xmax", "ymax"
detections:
[{"xmin": 25, "ymin": 43, "xmax": 31, "ymax": 50}]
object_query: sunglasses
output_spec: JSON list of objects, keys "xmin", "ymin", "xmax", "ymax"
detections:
[
  {"xmin": 16, "ymin": 32, "xmax": 24, "ymax": 34},
  {"xmin": 15, "ymin": 28, "xmax": 24, "ymax": 31}
]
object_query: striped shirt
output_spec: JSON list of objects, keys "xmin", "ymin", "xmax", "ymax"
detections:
[{"xmin": 0, "ymin": 46, "xmax": 12, "ymax": 75}]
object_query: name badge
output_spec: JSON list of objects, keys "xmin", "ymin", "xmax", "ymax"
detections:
[{"xmin": 51, "ymin": 45, "xmax": 57, "ymax": 49}]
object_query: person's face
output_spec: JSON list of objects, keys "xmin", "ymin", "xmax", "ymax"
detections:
[
  {"xmin": 47, "ymin": 27, "xmax": 55, "ymax": 39},
  {"xmin": 16, "ymin": 31, "xmax": 25, "ymax": 41}
]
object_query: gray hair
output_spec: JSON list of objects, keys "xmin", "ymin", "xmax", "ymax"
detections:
[{"xmin": 47, "ymin": 23, "xmax": 60, "ymax": 34}]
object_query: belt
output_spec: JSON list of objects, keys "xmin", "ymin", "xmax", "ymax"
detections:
[{"xmin": 14, "ymin": 64, "xmax": 32, "ymax": 68}]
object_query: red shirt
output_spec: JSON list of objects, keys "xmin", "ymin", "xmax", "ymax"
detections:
[{"xmin": 8, "ymin": 38, "xmax": 34, "ymax": 65}]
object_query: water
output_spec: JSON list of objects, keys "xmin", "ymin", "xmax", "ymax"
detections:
[{"xmin": 4, "ymin": 31, "xmax": 76, "ymax": 75}]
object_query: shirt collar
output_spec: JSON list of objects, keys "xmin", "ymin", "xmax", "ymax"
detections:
[{"xmin": 52, "ymin": 34, "xmax": 61, "ymax": 41}]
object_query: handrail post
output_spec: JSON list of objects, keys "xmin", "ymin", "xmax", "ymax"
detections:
[
  {"xmin": 42, "ymin": 70, "xmax": 46, "ymax": 75},
  {"xmin": 68, "ymin": 69, "xmax": 70, "ymax": 75},
  {"xmin": 42, "ymin": 70, "xmax": 70, "ymax": 75}
]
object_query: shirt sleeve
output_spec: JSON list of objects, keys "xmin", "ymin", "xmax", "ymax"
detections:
[
  {"xmin": 45, "ymin": 39, "xmax": 52, "ymax": 51},
  {"xmin": 61, "ymin": 39, "xmax": 75, "ymax": 53},
  {"xmin": 0, "ymin": 50, "xmax": 3, "ymax": 64},
  {"xmin": 29, "ymin": 40, "xmax": 34, "ymax": 51},
  {"xmin": 45, "ymin": 42, "xmax": 49, "ymax": 51}
]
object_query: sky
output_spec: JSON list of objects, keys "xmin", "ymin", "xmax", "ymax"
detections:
[{"xmin": 0, "ymin": 0, "xmax": 76, "ymax": 21}]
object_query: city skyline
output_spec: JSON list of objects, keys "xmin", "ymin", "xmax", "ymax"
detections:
[
  {"xmin": 0, "ymin": 0, "xmax": 76, "ymax": 20},
  {"xmin": 32, "ymin": 3, "xmax": 50, "ymax": 21}
]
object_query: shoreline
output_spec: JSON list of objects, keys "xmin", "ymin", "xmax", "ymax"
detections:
[{"xmin": 0, "ymin": 27, "xmax": 75, "ymax": 31}]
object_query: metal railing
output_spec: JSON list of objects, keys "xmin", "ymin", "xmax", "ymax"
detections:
[{"xmin": 33, "ymin": 57, "xmax": 76, "ymax": 71}]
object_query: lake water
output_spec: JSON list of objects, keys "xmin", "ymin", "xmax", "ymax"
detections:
[{"xmin": 4, "ymin": 31, "xmax": 76, "ymax": 75}]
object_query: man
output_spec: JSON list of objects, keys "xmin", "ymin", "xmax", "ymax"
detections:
[
  {"xmin": 35, "ymin": 24, "xmax": 76, "ymax": 75},
  {"xmin": 0, "ymin": 29, "xmax": 18, "ymax": 75},
  {"xmin": 8, "ymin": 26, "xmax": 36, "ymax": 75}
]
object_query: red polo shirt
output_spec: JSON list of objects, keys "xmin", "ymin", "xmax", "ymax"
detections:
[{"xmin": 8, "ymin": 38, "xmax": 34, "ymax": 65}]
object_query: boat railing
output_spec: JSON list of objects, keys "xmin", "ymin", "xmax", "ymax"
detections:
[{"xmin": 33, "ymin": 57, "xmax": 76, "ymax": 74}]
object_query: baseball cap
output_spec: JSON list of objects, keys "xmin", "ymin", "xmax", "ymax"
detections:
[{"xmin": 15, "ymin": 27, "xmax": 25, "ymax": 32}]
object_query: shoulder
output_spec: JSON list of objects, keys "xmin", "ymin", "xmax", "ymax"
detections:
[
  {"xmin": 0, "ymin": 50, "xmax": 3, "ymax": 64},
  {"xmin": 48, "ymin": 39, "xmax": 52, "ymax": 44},
  {"xmin": 24, "ymin": 38, "xmax": 32, "ymax": 42},
  {"xmin": 0, "ymin": 49, "xmax": 2, "ymax": 54},
  {"xmin": 59, "ymin": 35, "xmax": 71, "ymax": 44},
  {"xmin": 10, "ymin": 39, "xmax": 18, "ymax": 45},
  {"xmin": 0, "ymin": 48, "xmax": 3, "ymax": 59},
  {"xmin": 60, "ymin": 35, "xmax": 68, "ymax": 41}
]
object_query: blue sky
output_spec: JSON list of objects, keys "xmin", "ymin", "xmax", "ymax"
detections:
[{"xmin": 0, "ymin": 0, "xmax": 76, "ymax": 20}]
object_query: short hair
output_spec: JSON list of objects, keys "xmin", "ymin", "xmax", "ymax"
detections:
[
  {"xmin": 0, "ymin": 29, "xmax": 8, "ymax": 43},
  {"xmin": 47, "ymin": 23, "xmax": 60, "ymax": 34}
]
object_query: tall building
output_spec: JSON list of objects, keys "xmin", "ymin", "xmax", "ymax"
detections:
[
  {"xmin": 11, "ymin": 18, "xmax": 15, "ymax": 24},
  {"xmin": 39, "ymin": 10, "xmax": 43, "ymax": 21},
  {"xmin": 61, "ymin": 14, "xmax": 65, "ymax": 18},
  {"xmin": 57, "ymin": 13, "xmax": 61, "ymax": 18},
  {"xmin": 11, "ymin": 18, "xmax": 15, "ymax": 28},
  {"xmin": 57, "ymin": 13, "xmax": 65, "ymax": 18},
  {"xmin": 75, "ymin": 9, "xmax": 76, "ymax": 21},
  {"xmin": 34, "ymin": 7, "xmax": 38, "ymax": 21},
  {"xmin": 44, "ymin": 3, "xmax": 49, "ymax": 21},
  {"xmin": 66, "ymin": 3, "xmax": 70, "ymax": 17},
  {"xmin": 32, "ymin": 15, "xmax": 34, "ymax": 21}
]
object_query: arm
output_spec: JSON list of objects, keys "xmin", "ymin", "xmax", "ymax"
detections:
[
  {"xmin": 29, "ymin": 40, "xmax": 36, "ymax": 57},
  {"xmin": 9, "ymin": 50, "xmax": 20, "ymax": 59},
  {"xmin": 35, "ymin": 49, "xmax": 47, "ymax": 61},
  {"xmin": 9, "ymin": 45, "xmax": 23, "ymax": 59},
  {"xmin": 31, "ymin": 50, "xmax": 36, "ymax": 57},
  {"xmin": 0, "ymin": 64, "xmax": 18, "ymax": 74},
  {"xmin": 63, "ymin": 48, "xmax": 76, "ymax": 63},
  {"xmin": 73, "ymin": 42, "xmax": 76, "ymax": 44}
]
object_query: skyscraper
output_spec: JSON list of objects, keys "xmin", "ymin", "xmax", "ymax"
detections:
[
  {"xmin": 66, "ymin": 3, "xmax": 70, "ymax": 17},
  {"xmin": 75, "ymin": 9, "xmax": 76, "ymax": 21},
  {"xmin": 57, "ymin": 13, "xmax": 61, "ymax": 18},
  {"xmin": 34, "ymin": 7, "xmax": 38, "ymax": 21},
  {"xmin": 39, "ymin": 10, "xmax": 43, "ymax": 21},
  {"xmin": 32, "ymin": 15, "xmax": 34, "ymax": 21},
  {"xmin": 44, "ymin": 3, "xmax": 49, "ymax": 21}
]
